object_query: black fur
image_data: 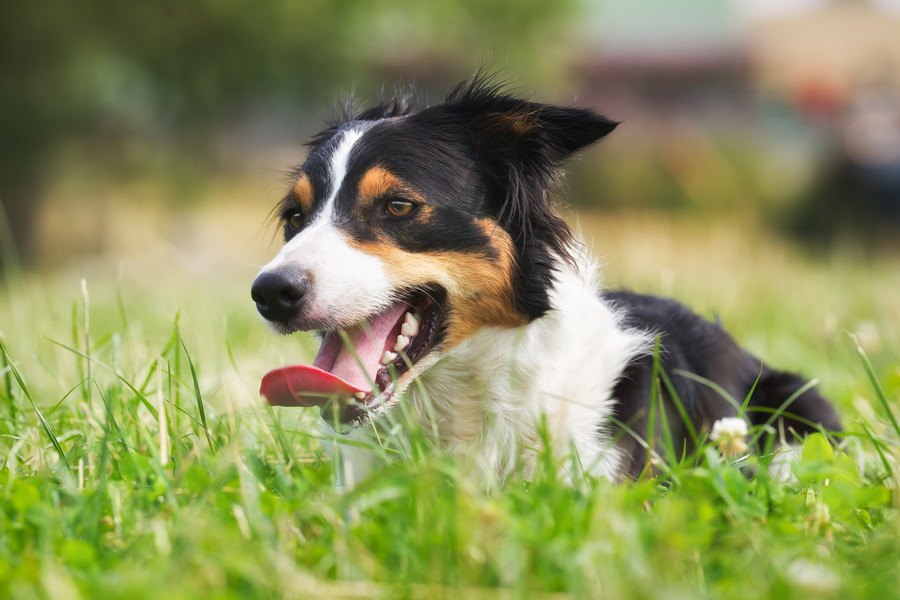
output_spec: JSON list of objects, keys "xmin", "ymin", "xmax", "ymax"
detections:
[
  {"xmin": 274, "ymin": 77, "xmax": 841, "ymax": 471},
  {"xmin": 606, "ymin": 290, "xmax": 842, "ymax": 478},
  {"xmin": 286, "ymin": 75, "xmax": 617, "ymax": 319},
  {"xmin": 433, "ymin": 78, "xmax": 617, "ymax": 319}
]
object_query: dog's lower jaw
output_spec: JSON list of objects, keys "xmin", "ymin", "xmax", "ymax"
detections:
[{"xmin": 405, "ymin": 247, "xmax": 651, "ymax": 483}]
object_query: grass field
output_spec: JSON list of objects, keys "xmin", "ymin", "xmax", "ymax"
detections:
[{"xmin": 1, "ymin": 205, "xmax": 899, "ymax": 599}]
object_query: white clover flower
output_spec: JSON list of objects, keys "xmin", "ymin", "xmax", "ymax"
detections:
[
  {"xmin": 787, "ymin": 559, "xmax": 839, "ymax": 594},
  {"xmin": 709, "ymin": 417, "xmax": 749, "ymax": 456}
]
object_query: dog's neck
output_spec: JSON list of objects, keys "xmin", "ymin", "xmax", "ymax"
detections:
[{"xmin": 409, "ymin": 245, "xmax": 649, "ymax": 482}]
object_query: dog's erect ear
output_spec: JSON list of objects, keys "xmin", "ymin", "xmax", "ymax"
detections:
[
  {"xmin": 306, "ymin": 92, "xmax": 418, "ymax": 149},
  {"xmin": 430, "ymin": 77, "xmax": 617, "ymax": 320},
  {"xmin": 519, "ymin": 104, "xmax": 619, "ymax": 161},
  {"xmin": 355, "ymin": 93, "xmax": 416, "ymax": 121},
  {"xmin": 442, "ymin": 78, "xmax": 618, "ymax": 167}
]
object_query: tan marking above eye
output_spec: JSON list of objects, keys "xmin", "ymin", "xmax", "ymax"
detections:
[
  {"xmin": 357, "ymin": 166, "xmax": 424, "ymax": 206},
  {"xmin": 292, "ymin": 174, "xmax": 313, "ymax": 213}
]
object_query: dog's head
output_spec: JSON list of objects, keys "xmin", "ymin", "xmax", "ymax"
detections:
[{"xmin": 252, "ymin": 78, "xmax": 616, "ymax": 425}]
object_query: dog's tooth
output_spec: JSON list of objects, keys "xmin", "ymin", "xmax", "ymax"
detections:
[
  {"xmin": 394, "ymin": 335, "xmax": 410, "ymax": 352},
  {"xmin": 402, "ymin": 313, "xmax": 420, "ymax": 336},
  {"xmin": 353, "ymin": 392, "xmax": 367, "ymax": 400},
  {"xmin": 380, "ymin": 350, "xmax": 397, "ymax": 365}
]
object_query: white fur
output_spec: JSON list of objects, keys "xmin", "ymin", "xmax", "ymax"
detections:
[
  {"xmin": 402, "ymin": 245, "xmax": 650, "ymax": 483},
  {"xmin": 336, "ymin": 245, "xmax": 649, "ymax": 486},
  {"xmin": 258, "ymin": 125, "xmax": 396, "ymax": 326},
  {"xmin": 262, "ymin": 222, "xmax": 392, "ymax": 324},
  {"xmin": 319, "ymin": 126, "xmax": 368, "ymax": 223}
]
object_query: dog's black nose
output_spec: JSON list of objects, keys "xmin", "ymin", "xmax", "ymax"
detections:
[{"xmin": 251, "ymin": 268, "xmax": 310, "ymax": 323}]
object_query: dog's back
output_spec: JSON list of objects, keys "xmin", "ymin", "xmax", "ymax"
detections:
[{"xmin": 606, "ymin": 290, "xmax": 842, "ymax": 477}]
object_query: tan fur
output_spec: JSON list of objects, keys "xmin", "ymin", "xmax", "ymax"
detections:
[
  {"xmin": 348, "ymin": 218, "xmax": 524, "ymax": 347},
  {"xmin": 357, "ymin": 166, "xmax": 423, "ymax": 205},
  {"xmin": 494, "ymin": 110, "xmax": 540, "ymax": 136},
  {"xmin": 292, "ymin": 175, "xmax": 314, "ymax": 213}
]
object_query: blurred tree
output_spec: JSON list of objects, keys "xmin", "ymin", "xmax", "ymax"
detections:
[{"xmin": 0, "ymin": 0, "xmax": 575, "ymax": 267}]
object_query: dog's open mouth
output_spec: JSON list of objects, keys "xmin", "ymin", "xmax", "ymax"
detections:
[{"xmin": 259, "ymin": 290, "xmax": 444, "ymax": 424}]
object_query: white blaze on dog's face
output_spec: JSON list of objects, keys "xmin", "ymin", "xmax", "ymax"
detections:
[
  {"xmin": 259, "ymin": 125, "xmax": 395, "ymax": 329},
  {"xmin": 252, "ymin": 79, "xmax": 618, "ymax": 425}
]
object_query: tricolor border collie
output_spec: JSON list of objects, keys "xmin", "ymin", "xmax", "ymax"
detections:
[{"xmin": 251, "ymin": 77, "xmax": 841, "ymax": 481}]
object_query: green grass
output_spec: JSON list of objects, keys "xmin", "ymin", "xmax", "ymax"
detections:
[{"xmin": 1, "ymin": 212, "xmax": 898, "ymax": 599}]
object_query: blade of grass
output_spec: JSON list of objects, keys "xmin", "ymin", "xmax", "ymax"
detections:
[
  {"xmin": 743, "ymin": 406, "xmax": 842, "ymax": 436},
  {"xmin": 71, "ymin": 300, "xmax": 84, "ymax": 402},
  {"xmin": 114, "ymin": 264, "xmax": 130, "ymax": 332},
  {"xmin": 855, "ymin": 340, "xmax": 900, "ymax": 438},
  {"xmin": 81, "ymin": 278, "xmax": 92, "ymax": 407},
  {"xmin": 0, "ymin": 340, "xmax": 71, "ymax": 473},
  {"xmin": 658, "ymin": 367, "xmax": 699, "ymax": 450},
  {"xmin": 739, "ymin": 363, "xmax": 764, "ymax": 418},
  {"xmin": 747, "ymin": 378, "xmax": 820, "ymax": 447},
  {"xmin": 47, "ymin": 337, "xmax": 160, "ymax": 419},
  {"xmin": 1, "ymin": 334, "xmax": 16, "ymax": 420},
  {"xmin": 168, "ymin": 322, "xmax": 181, "ymax": 434},
  {"xmin": 645, "ymin": 337, "xmax": 661, "ymax": 470},
  {"xmin": 655, "ymin": 377, "xmax": 678, "ymax": 466},
  {"xmin": 180, "ymin": 337, "xmax": 216, "ymax": 449},
  {"xmin": 157, "ymin": 358, "xmax": 170, "ymax": 467},
  {"xmin": 703, "ymin": 447, "xmax": 742, "ymax": 516},
  {"xmin": 265, "ymin": 405, "xmax": 297, "ymax": 467},
  {"xmin": 673, "ymin": 369, "xmax": 742, "ymax": 412},
  {"xmin": 46, "ymin": 376, "xmax": 92, "ymax": 417},
  {"xmin": 858, "ymin": 418, "xmax": 894, "ymax": 480}
]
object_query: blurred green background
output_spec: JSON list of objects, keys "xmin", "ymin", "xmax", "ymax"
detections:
[{"xmin": 3, "ymin": 0, "xmax": 900, "ymax": 272}]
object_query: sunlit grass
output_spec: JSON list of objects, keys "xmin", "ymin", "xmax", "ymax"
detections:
[{"xmin": 1, "ymin": 209, "xmax": 898, "ymax": 599}]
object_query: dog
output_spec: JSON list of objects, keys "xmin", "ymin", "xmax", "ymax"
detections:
[{"xmin": 251, "ymin": 77, "xmax": 842, "ymax": 481}]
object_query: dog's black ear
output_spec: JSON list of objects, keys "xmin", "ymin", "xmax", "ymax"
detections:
[
  {"xmin": 443, "ymin": 77, "xmax": 617, "ymax": 167},
  {"xmin": 522, "ymin": 104, "xmax": 619, "ymax": 161},
  {"xmin": 433, "ymin": 77, "xmax": 616, "ymax": 320},
  {"xmin": 307, "ymin": 91, "xmax": 418, "ymax": 148},
  {"xmin": 354, "ymin": 92, "xmax": 417, "ymax": 121}
]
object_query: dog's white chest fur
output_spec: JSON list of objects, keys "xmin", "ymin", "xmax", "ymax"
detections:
[{"xmin": 394, "ymin": 254, "xmax": 650, "ymax": 482}]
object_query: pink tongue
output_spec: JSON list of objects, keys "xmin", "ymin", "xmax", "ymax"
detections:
[
  {"xmin": 260, "ymin": 365, "xmax": 364, "ymax": 406},
  {"xmin": 259, "ymin": 302, "xmax": 409, "ymax": 406}
]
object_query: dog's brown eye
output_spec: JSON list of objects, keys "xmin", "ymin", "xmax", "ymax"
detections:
[
  {"xmin": 287, "ymin": 212, "xmax": 303, "ymax": 230},
  {"xmin": 386, "ymin": 199, "xmax": 415, "ymax": 217}
]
